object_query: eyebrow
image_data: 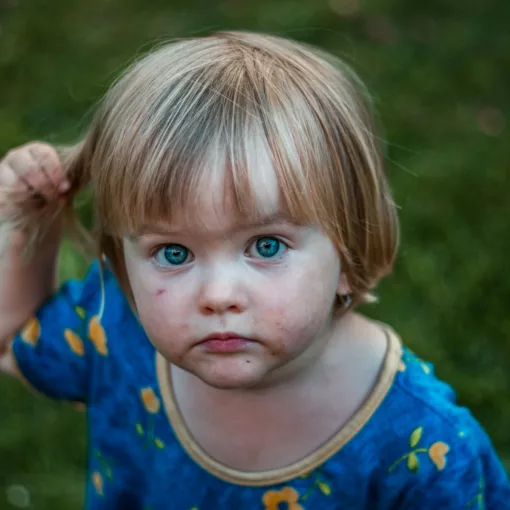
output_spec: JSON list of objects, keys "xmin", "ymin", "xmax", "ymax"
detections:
[
  {"xmin": 130, "ymin": 212, "xmax": 297, "ymax": 240},
  {"xmin": 234, "ymin": 212, "xmax": 296, "ymax": 230}
]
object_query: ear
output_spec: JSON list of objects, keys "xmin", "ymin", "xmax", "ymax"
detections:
[{"xmin": 337, "ymin": 271, "xmax": 352, "ymax": 297}]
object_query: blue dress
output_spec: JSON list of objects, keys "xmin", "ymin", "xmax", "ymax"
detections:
[{"xmin": 12, "ymin": 262, "xmax": 510, "ymax": 509}]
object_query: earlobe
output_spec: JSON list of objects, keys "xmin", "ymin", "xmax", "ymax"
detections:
[{"xmin": 337, "ymin": 272, "xmax": 351, "ymax": 296}]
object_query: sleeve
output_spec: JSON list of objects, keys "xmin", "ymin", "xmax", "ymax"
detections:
[
  {"xmin": 397, "ymin": 429, "xmax": 510, "ymax": 509},
  {"xmin": 11, "ymin": 261, "xmax": 105, "ymax": 403}
]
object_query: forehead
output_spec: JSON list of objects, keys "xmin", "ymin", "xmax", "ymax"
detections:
[
  {"xmin": 133, "ymin": 139, "xmax": 285, "ymax": 236},
  {"xmin": 176, "ymin": 175, "xmax": 281, "ymax": 239},
  {"xmin": 188, "ymin": 143, "xmax": 281, "ymax": 231}
]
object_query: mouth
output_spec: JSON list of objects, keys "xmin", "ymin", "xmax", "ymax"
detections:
[{"xmin": 197, "ymin": 332, "xmax": 254, "ymax": 353}]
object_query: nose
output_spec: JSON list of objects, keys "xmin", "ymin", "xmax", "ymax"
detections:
[{"xmin": 198, "ymin": 266, "xmax": 247, "ymax": 316}]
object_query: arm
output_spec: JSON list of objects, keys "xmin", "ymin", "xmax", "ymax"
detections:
[
  {"xmin": 0, "ymin": 227, "xmax": 62, "ymax": 375},
  {"xmin": 0, "ymin": 143, "xmax": 69, "ymax": 376}
]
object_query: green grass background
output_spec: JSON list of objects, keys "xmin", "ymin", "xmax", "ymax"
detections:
[{"xmin": 1, "ymin": 0, "xmax": 509, "ymax": 508}]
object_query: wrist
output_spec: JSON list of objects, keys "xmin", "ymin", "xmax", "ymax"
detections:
[{"xmin": 2, "ymin": 218, "xmax": 63, "ymax": 259}]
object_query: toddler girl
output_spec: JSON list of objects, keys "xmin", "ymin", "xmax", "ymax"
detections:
[{"xmin": 0, "ymin": 31, "xmax": 508, "ymax": 509}]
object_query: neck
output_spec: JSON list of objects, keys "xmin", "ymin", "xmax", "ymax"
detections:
[{"xmin": 166, "ymin": 313, "xmax": 390, "ymax": 471}]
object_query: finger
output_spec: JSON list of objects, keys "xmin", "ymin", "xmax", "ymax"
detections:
[
  {"xmin": 27, "ymin": 143, "xmax": 68, "ymax": 193},
  {"xmin": 0, "ymin": 163, "xmax": 31, "ymax": 219},
  {"xmin": 26, "ymin": 145, "xmax": 59, "ymax": 197},
  {"xmin": 7, "ymin": 150, "xmax": 53, "ymax": 199},
  {"xmin": 0, "ymin": 162, "xmax": 30, "ymax": 191}
]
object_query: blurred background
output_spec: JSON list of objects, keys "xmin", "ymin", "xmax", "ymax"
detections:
[{"xmin": 0, "ymin": 0, "xmax": 509, "ymax": 508}]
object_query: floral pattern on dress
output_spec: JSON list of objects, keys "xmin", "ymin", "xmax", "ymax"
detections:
[
  {"xmin": 262, "ymin": 487, "xmax": 303, "ymax": 510},
  {"xmin": 398, "ymin": 350, "xmax": 431, "ymax": 375},
  {"xmin": 466, "ymin": 475, "xmax": 486, "ymax": 509},
  {"xmin": 60, "ymin": 306, "xmax": 108, "ymax": 356},
  {"xmin": 388, "ymin": 426, "xmax": 450, "ymax": 473},
  {"xmin": 64, "ymin": 329, "xmax": 85, "ymax": 355},
  {"xmin": 261, "ymin": 467, "xmax": 332, "ymax": 509},
  {"xmin": 136, "ymin": 387, "xmax": 165, "ymax": 449},
  {"xmin": 88, "ymin": 315, "xmax": 108, "ymax": 355},
  {"xmin": 20, "ymin": 317, "xmax": 40, "ymax": 346},
  {"xmin": 91, "ymin": 449, "xmax": 115, "ymax": 497}
]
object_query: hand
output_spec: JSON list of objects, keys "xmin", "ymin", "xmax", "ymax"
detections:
[
  {"xmin": 0, "ymin": 142, "xmax": 70, "ymax": 243},
  {"xmin": 0, "ymin": 142, "xmax": 69, "ymax": 216}
]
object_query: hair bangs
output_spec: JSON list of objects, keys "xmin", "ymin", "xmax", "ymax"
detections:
[{"xmin": 92, "ymin": 54, "xmax": 339, "ymax": 238}]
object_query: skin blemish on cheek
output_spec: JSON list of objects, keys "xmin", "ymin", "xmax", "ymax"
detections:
[
  {"xmin": 155, "ymin": 289, "xmax": 166, "ymax": 296},
  {"xmin": 270, "ymin": 336, "xmax": 287, "ymax": 356}
]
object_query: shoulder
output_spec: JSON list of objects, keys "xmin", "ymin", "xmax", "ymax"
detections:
[
  {"xmin": 352, "ymin": 326, "xmax": 510, "ymax": 507},
  {"xmin": 77, "ymin": 258, "xmax": 146, "ymax": 336},
  {"xmin": 55, "ymin": 260, "xmax": 146, "ymax": 356},
  {"xmin": 367, "ymin": 332, "xmax": 497, "ymax": 466},
  {"xmin": 390, "ymin": 345, "xmax": 483, "ymax": 456},
  {"xmin": 64, "ymin": 260, "xmax": 121, "ymax": 306},
  {"xmin": 358, "ymin": 325, "xmax": 491, "ymax": 456},
  {"xmin": 59, "ymin": 260, "xmax": 131, "ymax": 321}
]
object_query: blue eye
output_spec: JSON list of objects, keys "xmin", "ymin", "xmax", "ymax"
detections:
[
  {"xmin": 250, "ymin": 237, "xmax": 286, "ymax": 259},
  {"xmin": 154, "ymin": 244, "xmax": 191, "ymax": 266}
]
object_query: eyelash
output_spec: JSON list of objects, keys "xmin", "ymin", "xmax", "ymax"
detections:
[{"xmin": 150, "ymin": 236, "xmax": 290, "ymax": 268}]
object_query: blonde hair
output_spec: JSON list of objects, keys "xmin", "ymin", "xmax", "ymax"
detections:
[{"xmin": 26, "ymin": 31, "xmax": 399, "ymax": 306}]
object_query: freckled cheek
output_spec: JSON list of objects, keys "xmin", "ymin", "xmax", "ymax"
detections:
[
  {"xmin": 140, "ymin": 314, "xmax": 191, "ymax": 363},
  {"xmin": 261, "ymin": 270, "xmax": 335, "ymax": 316},
  {"xmin": 133, "ymin": 290, "xmax": 192, "ymax": 358},
  {"xmin": 256, "ymin": 306, "xmax": 315, "ymax": 357},
  {"xmin": 253, "ymin": 274, "xmax": 336, "ymax": 357}
]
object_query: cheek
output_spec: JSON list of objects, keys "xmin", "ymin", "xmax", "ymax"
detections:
[
  {"xmin": 136, "ymin": 291, "xmax": 187, "ymax": 334},
  {"xmin": 122, "ymin": 246, "xmax": 195, "ymax": 361},
  {"xmin": 265, "ymin": 258, "xmax": 339, "ymax": 315},
  {"xmin": 258, "ymin": 247, "xmax": 339, "ymax": 343},
  {"xmin": 125, "ymin": 270, "xmax": 189, "ymax": 347},
  {"xmin": 136, "ymin": 296, "xmax": 191, "ymax": 362},
  {"xmin": 124, "ymin": 257, "xmax": 182, "ymax": 322},
  {"xmin": 255, "ymin": 272, "xmax": 338, "ymax": 354}
]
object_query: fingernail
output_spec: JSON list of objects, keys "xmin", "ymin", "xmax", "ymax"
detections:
[{"xmin": 59, "ymin": 181, "xmax": 70, "ymax": 192}]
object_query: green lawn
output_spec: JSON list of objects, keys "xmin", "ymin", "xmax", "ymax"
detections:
[{"xmin": 1, "ymin": 0, "xmax": 509, "ymax": 508}]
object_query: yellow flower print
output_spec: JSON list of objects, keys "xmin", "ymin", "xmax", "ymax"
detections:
[
  {"xmin": 153, "ymin": 438, "xmax": 165, "ymax": 449},
  {"xmin": 20, "ymin": 317, "xmax": 40, "ymax": 346},
  {"xmin": 420, "ymin": 362, "xmax": 431, "ymax": 374},
  {"xmin": 92, "ymin": 471, "xmax": 104, "ymax": 496},
  {"xmin": 75, "ymin": 306, "xmax": 86, "ymax": 319},
  {"xmin": 399, "ymin": 352, "xmax": 431, "ymax": 375},
  {"xmin": 91, "ymin": 449, "xmax": 114, "ymax": 498},
  {"xmin": 388, "ymin": 426, "xmax": 450, "ymax": 473},
  {"xmin": 298, "ymin": 467, "xmax": 332, "ymax": 501},
  {"xmin": 138, "ymin": 387, "xmax": 165, "ymax": 449},
  {"xmin": 428, "ymin": 441, "xmax": 450, "ymax": 470},
  {"xmin": 262, "ymin": 487, "xmax": 304, "ymax": 510},
  {"xmin": 140, "ymin": 387, "xmax": 161, "ymax": 414},
  {"xmin": 88, "ymin": 315, "xmax": 108, "ymax": 355},
  {"xmin": 64, "ymin": 329, "xmax": 85, "ymax": 355}
]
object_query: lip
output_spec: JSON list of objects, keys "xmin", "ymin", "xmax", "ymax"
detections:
[{"xmin": 197, "ymin": 332, "xmax": 253, "ymax": 353}]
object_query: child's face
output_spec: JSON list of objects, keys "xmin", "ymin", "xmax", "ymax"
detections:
[{"xmin": 122, "ymin": 165, "xmax": 349, "ymax": 390}]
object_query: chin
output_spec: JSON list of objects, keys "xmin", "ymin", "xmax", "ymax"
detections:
[{"xmin": 190, "ymin": 359, "xmax": 270, "ymax": 390}]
